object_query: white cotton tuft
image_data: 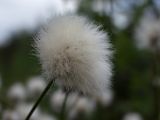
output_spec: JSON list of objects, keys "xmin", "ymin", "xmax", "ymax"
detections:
[
  {"xmin": 68, "ymin": 96, "xmax": 96, "ymax": 120},
  {"xmin": 26, "ymin": 76, "xmax": 46, "ymax": 96},
  {"xmin": 35, "ymin": 15, "xmax": 112, "ymax": 97},
  {"xmin": 97, "ymin": 89, "xmax": 114, "ymax": 106},
  {"xmin": 2, "ymin": 110, "xmax": 20, "ymax": 120},
  {"xmin": 135, "ymin": 17, "xmax": 160, "ymax": 51},
  {"xmin": 50, "ymin": 89, "xmax": 79, "ymax": 113},
  {"xmin": 123, "ymin": 112, "xmax": 143, "ymax": 120},
  {"xmin": 73, "ymin": 97, "xmax": 95, "ymax": 113},
  {"xmin": 50, "ymin": 89, "xmax": 65, "ymax": 113},
  {"xmin": 65, "ymin": 92, "xmax": 79, "ymax": 110},
  {"xmin": 7, "ymin": 83, "xmax": 26, "ymax": 103}
]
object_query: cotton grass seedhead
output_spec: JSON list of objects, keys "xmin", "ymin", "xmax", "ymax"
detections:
[
  {"xmin": 73, "ymin": 97, "xmax": 95, "ymax": 113},
  {"xmin": 97, "ymin": 89, "xmax": 114, "ymax": 106},
  {"xmin": 135, "ymin": 17, "xmax": 160, "ymax": 51},
  {"xmin": 7, "ymin": 83, "xmax": 26, "ymax": 103},
  {"xmin": 50, "ymin": 89, "xmax": 65, "ymax": 113},
  {"xmin": 27, "ymin": 76, "xmax": 46, "ymax": 96},
  {"xmin": 123, "ymin": 112, "xmax": 143, "ymax": 120},
  {"xmin": 50, "ymin": 89, "xmax": 79, "ymax": 113},
  {"xmin": 68, "ymin": 96, "xmax": 96, "ymax": 120},
  {"xmin": 35, "ymin": 15, "xmax": 112, "ymax": 97},
  {"xmin": 2, "ymin": 110, "xmax": 20, "ymax": 120},
  {"xmin": 65, "ymin": 92, "xmax": 79, "ymax": 110}
]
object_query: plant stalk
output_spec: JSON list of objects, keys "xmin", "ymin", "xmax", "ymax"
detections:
[{"xmin": 25, "ymin": 79, "xmax": 54, "ymax": 120}]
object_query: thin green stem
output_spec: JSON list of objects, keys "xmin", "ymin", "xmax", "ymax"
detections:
[{"xmin": 25, "ymin": 79, "xmax": 54, "ymax": 120}]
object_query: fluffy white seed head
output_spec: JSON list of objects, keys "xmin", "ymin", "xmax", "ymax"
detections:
[
  {"xmin": 7, "ymin": 83, "xmax": 26, "ymax": 103},
  {"xmin": 68, "ymin": 96, "xmax": 96, "ymax": 120},
  {"xmin": 2, "ymin": 110, "xmax": 20, "ymax": 120},
  {"xmin": 35, "ymin": 15, "xmax": 112, "ymax": 97},
  {"xmin": 135, "ymin": 17, "xmax": 160, "ymax": 51},
  {"xmin": 27, "ymin": 76, "xmax": 46, "ymax": 96},
  {"xmin": 92, "ymin": 0, "xmax": 107, "ymax": 15},
  {"xmin": 50, "ymin": 89, "xmax": 65, "ymax": 113},
  {"xmin": 97, "ymin": 89, "xmax": 114, "ymax": 106},
  {"xmin": 65, "ymin": 92, "xmax": 79, "ymax": 110},
  {"xmin": 50, "ymin": 89, "xmax": 79, "ymax": 112},
  {"xmin": 74, "ymin": 97, "xmax": 95, "ymax": 113},
  {"xmin": 123, "ymin": 112, "xmax": 143, "ymax": 120}
]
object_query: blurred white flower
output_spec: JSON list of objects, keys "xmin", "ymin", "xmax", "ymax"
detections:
[
  {"xmin": 74, "ymin": 97, "xmax": 95, "ymax": 113},
  {"xmin": 7, "ymin": 83, "xmax": 26, "ymax": 103},
  {"xmin": 112, "ymin": 12, "xmax": 130, "ymax": 30},
  {"xmin": 92, "ymin": 0, "xmax": 130, "ymax": 29},
  {"xmin": 135, "ymin": 17, "xmax": 160, "ymax": 51},
  {"xmin": 68, "ymin": 97, "xmax": 95, "ymax": 119},
  {"xmin": 123, "ymin": 112, "xmax": 143, "ymax": 120},
  {"xmin": 2, "ymin": 110, "xmax": 20, "ymax": 120},
  {"xmin": 50, "ymin": 89, "xmax": 79, "ymax": 113},
  {"xmin": 50, "ymin": 89, "xmax": 65, "ymax": 113},
  {"xmin": 65, "ymin": 92, "xmax": 79, "ymax": 110},
  {"xmin": 15, "ymin": 102, "xmax": 40, "ymax": 120},
  {"xmin": 27, "ymin": 76, "xmax": 46, "ymax": 96},
  {"xmin": 92, "ymin": 0, "xmax": 105, "ymax": 14},
  {"xmin": 35, "ymin": 15, "xmax": 112, "ymax": 97},
  {"xmin": 97, "ymin": 90, "xmax": 114, "ymax": 106}
]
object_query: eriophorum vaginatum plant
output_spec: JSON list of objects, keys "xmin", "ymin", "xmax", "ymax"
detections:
[
  {"xmin": 35, "ymin": 15, "xmax": 112, "ymax": 98},
  {"xmin": 25, "ymin": 15, "xmax": 112, "ymax": 120},
  {"xmin": 135, "ymin": 16, "xmax": 160, "ymax": 52}
]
